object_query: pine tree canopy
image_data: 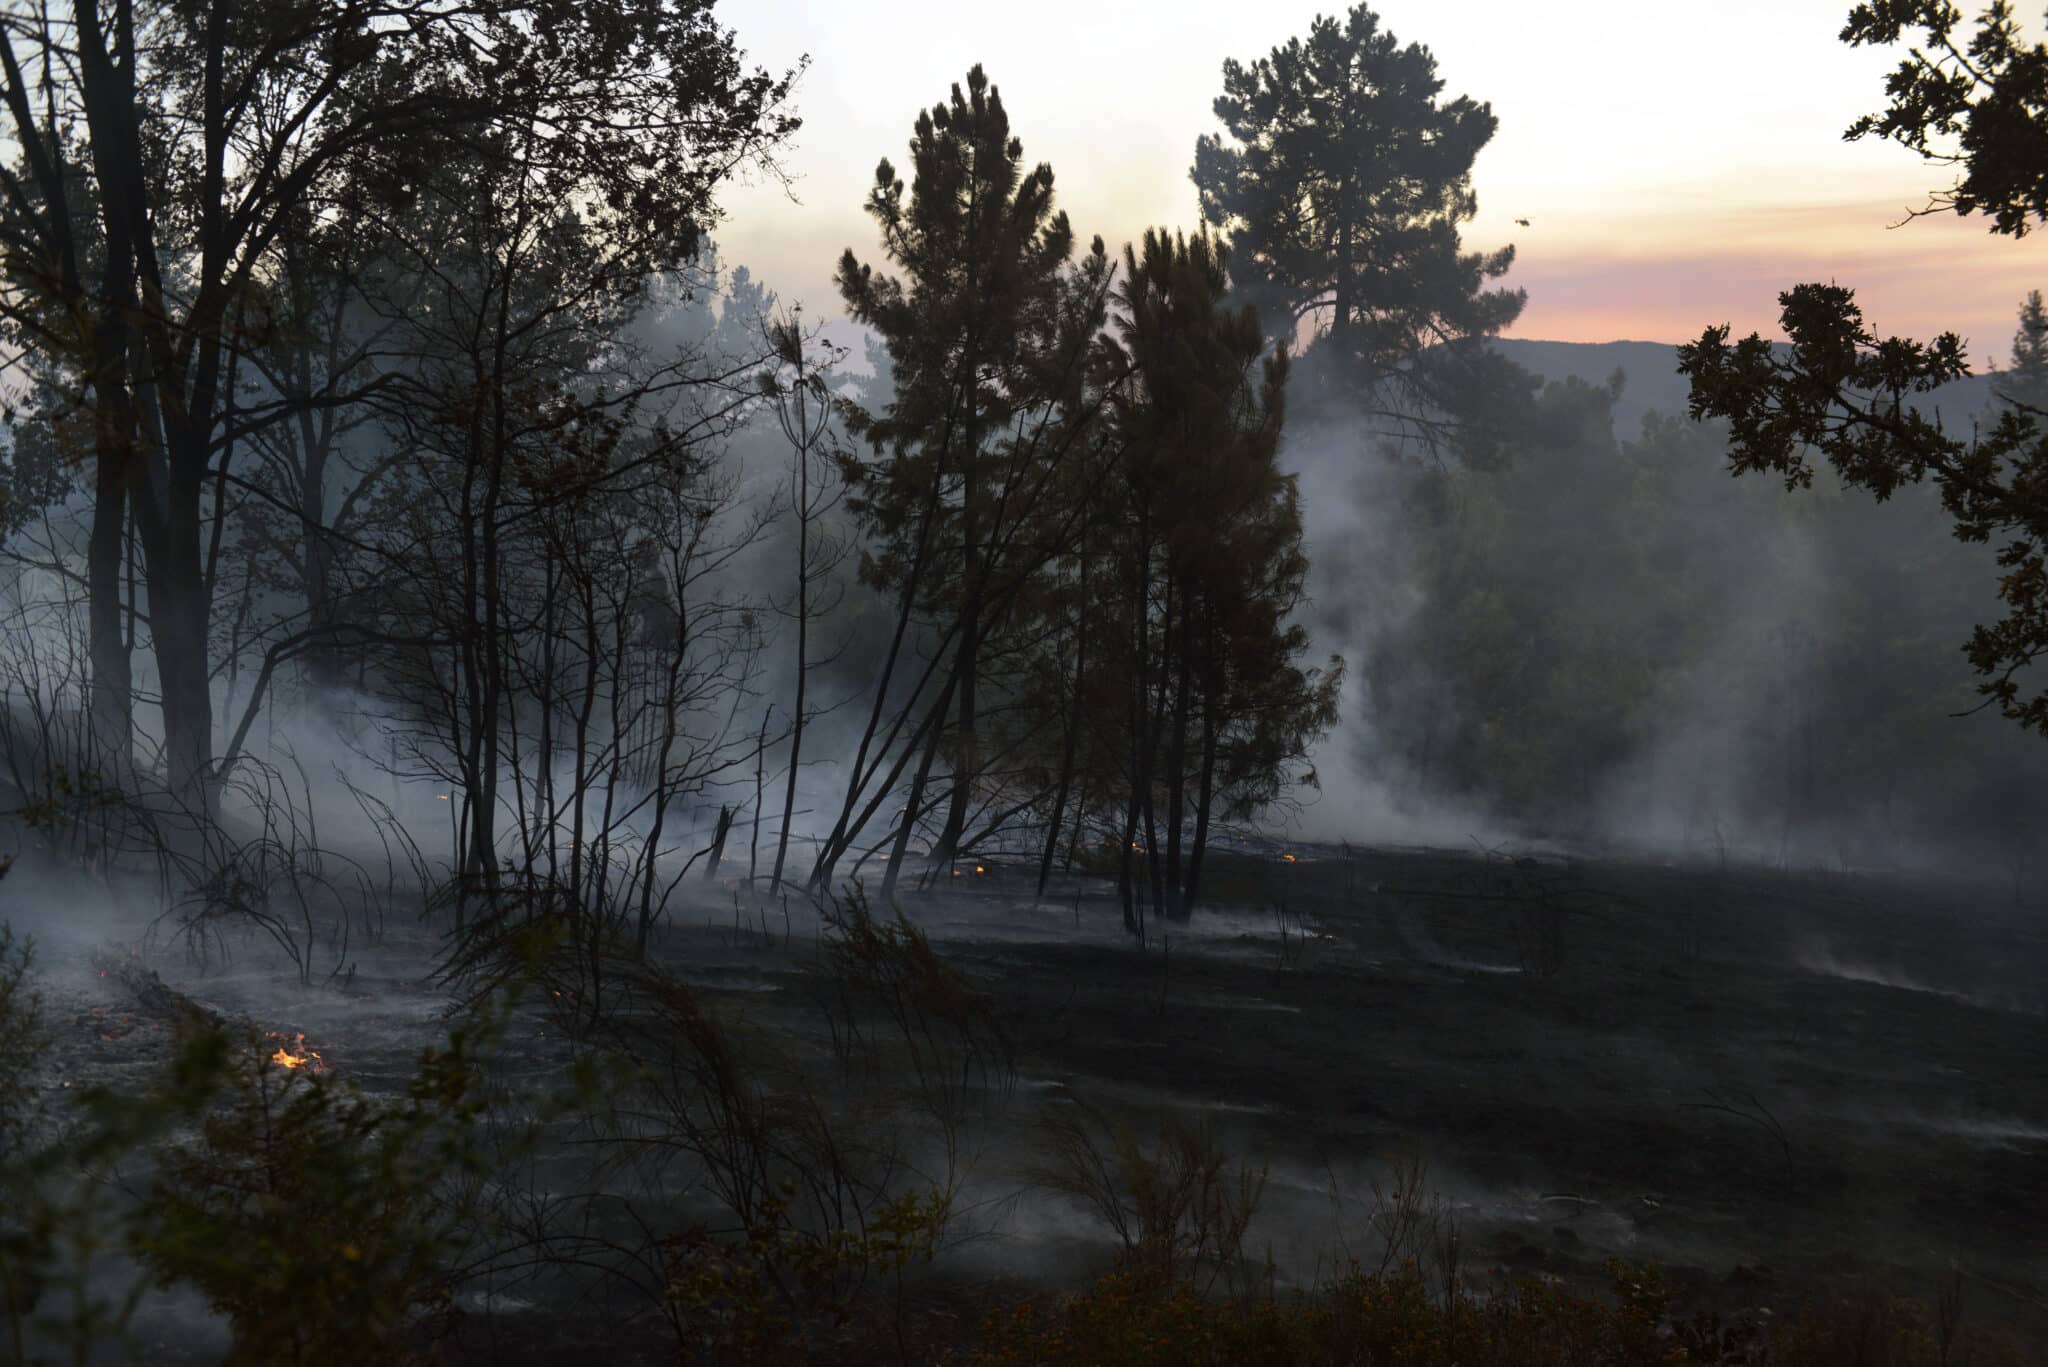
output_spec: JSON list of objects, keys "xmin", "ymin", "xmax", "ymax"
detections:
[{"xmin": 1190, "ymin": 3, "xmax": 1524, "ymax": 405}]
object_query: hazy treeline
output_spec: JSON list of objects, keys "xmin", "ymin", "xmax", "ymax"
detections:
[{"xmin": 1304, "ymin": 340, "xmax": 2048, "ymax": 874}]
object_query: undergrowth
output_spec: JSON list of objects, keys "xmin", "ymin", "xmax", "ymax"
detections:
[{"xmin": 965, "ymin": 1260, "xmax": 2032, "ymax": 1367}]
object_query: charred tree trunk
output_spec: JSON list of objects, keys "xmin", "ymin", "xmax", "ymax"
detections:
[
  {"xmin": 880, "ymin": 670, "xmax": 961, "ymax": 905},
  {"xmin": 810, "ymin": 466, "xmax": 945, "ymax": 891},
  {"xmin": 86, "ymin": 437, "xmax": 132, "ymax": 776},
  {"xmin": 750, "ymin": 706, "xmax": 770, "ymax": 886},
  {"xmin": 1120, "ymin": 517, "xmax": 1152, "ymax": 937},
  {"xmin": 1141, "ymin": 579, "xmax": 1173, "ymax": 925},
  {"xmin": 704, "ymin": 804, "xmax": 734, "ymax": 882},
  {"xmin": 935, "ymin": 438, "xmax": 979, "ymax": 869},
  {"xmin": 1037, "ymin": 557, "xmax": 1088, "ymax": 901},
  {"xmin": 1184, "ymin": 626, "xmax": 1222, "ymax": 917},
  {"xmin": 1162, "ymin": 580, "xmax": 1193, "ymax": 920}
]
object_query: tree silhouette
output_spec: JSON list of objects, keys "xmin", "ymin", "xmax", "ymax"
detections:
[
  {"xmin": 1681, "ymin": 2, "xmax": 2048, "ymax": 734},
  {"xmin": 1191, "ymin": 3, "xmax": 1522, "ymax": 423},
  {"xmin": 832, "ymin": 65, "xmax": 1114, "ymax": 899},
  {"xmin": 2000, "ymin": 289, "xmax": 2048, "ymax": 412}
]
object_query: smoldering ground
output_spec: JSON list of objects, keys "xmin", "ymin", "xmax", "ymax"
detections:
[{"xmin": 6, "ymin": 813, "xmax": 2048, "ymax": 1360}]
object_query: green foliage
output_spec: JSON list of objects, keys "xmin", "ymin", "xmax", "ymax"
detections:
[
  {"xmin": 1113, "ymin": 229, "xmax": 1341, "ymax": 818},
  {"xmin": 127, "ymin": 1013, "xmax": 507, "ymax": 1365},
  {"xmin": 969, "ymin": 1254, "xmax": 2035, "ymax": 1366},
  {"xmin": 1, "ymin": 1012, "xmax": 232, "ymax": 1365},
  {"xmin": 1192, "ymin": 3, "xmax": 1522, "ymax": 398},
  {"xmin": 968, "ymin": 1260, "xmax": 1690, "ymax": 1366},
  {"xmin": 12, "ymin": 766, "xmax": 124, "ymax": 844},
  {"xmin": 661, "ymin": 1183, "xmax": 952, "ymax": 1361},
  {"xmin": 835, "ymin": 63, "xmax": 1111, "ymax": 580},
  {"xmin": 815, "ymin": 885, "xmax": 1012, "ymax": 1125},
  {"xmin": 1998, "ymin": 289, "xmax": 2048, "ymax": 410},
  {"xmin": 1683, "ymin": 281, "xmax": 2048, "ymax": 732},
  {"xmin": 1352, "ymin": 379, "xmax": 1693, "ymax": 824},
  {"xmin": 1036, "ymin": 1107, "xmax": 1269, "ymax": 1296},
  {"xmin": 1771, "ymin": 1291, "xmax": 2030, "ymax": 1367},
  {"xmin": 828, "ymin": 63, "xmax": 1118, "ymax": 889},
  {"xmin": 1678, "ymin": 4, "xmax": 2048, "ymax": 738},
  {"xmin": 1841, "ymin": 1, "xmax": 2048, "ymax": 237},
  {"xmin": 1061, "ymin": 227, "xmax": 1340, "ymax": 915},
  {"xmin": 1331, "ymin": 351, "xmax": 2047, "ymax": 850},
  {"xmin": 0, "ymin": 916, "xmax": 33, "ymax": 1163}
]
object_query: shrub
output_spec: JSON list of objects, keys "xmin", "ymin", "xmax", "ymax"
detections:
[
  {"xmin": 128, "ymin": 1013, "xmax": 503, "ymax": 1366},
  {"xmin": 968, "ymin": 1261, "xmax": 1689, "ymax": 1367}
]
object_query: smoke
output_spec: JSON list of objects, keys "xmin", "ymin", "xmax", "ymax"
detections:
[
  {"xmin": 1281, "ymin": 403, "xmax": 1507, "ymax": 850},
  {"xmin": 1276, "ymin": 341, "xmax": 2048, "ymax": 876}
]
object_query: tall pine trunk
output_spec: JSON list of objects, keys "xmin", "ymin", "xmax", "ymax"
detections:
[
  {"xmin": 1183, "ymin": 625, "xmax": 1222, "ymax": 916},
  {"xmin": 1162, "ymin": 578, "xmax": 1193, "ymax": 920},
  {"xmin": 86, "ymin": 438, "xmax": 132, "ymax": 776},
  {"xmin": 1037, "ymin": 556, "xmax": 1088, "ymax": 901}
]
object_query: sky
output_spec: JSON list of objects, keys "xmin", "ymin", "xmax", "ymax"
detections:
[{"xmin": 709, "ymin": 0, "xmax": 2043, "ymax": 366}]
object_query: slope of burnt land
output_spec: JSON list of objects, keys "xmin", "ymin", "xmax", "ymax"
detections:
[
  {"xmin": 916, "ymin": 846, "xmax": 2048, "ymax": 1341},
  {"xmin": 10, "ymin": 844, "xmax": 2045, "ymax": 1358}
]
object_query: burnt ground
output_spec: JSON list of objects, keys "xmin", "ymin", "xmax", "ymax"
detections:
[
  {"xmin": 9, "ymin": 843, "xmax": 2047, "ymax": 1359},
  {"xmin": 951, "ymin": 849, "xmax": 2048, "ymax": 1329}
]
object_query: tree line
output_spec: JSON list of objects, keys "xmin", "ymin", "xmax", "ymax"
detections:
[{"xmin": 0, "ymin": 1, "xmax": 1535, "ymax": 936}]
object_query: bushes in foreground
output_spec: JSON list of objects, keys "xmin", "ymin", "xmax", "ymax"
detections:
[{"xmin": 966, "ymin": 1261, "xmax": 2031, "ymax": 1367}]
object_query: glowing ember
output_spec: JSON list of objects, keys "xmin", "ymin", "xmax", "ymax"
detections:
[
  {"xmin": 975, "ymin": 865, "xmax": 986, "ymax": 874},
  {"xmin": 1282, "ymin": 854, "xmax": 1298, "ymax": 863}
]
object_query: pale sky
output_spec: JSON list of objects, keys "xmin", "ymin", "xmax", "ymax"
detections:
[{"xmin": 712, "ymin": 0, "xmax": 2041, "ymax": 364}]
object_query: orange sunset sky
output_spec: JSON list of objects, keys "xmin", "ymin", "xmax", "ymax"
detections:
[{"xmin": 712, "ymin": 0, "xmax": 2042, "ymax": 366}]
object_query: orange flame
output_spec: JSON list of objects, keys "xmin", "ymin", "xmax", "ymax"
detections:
[
  {"xmin": 266, "ymin": 1031, "xmax": 325, "ymax": 1073},
  {"xmin": 1282, "ymin": 854, "xmax": 1297, "ymax": 863}
]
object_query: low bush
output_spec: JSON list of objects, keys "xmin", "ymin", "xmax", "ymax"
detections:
[{"xmin": 966, "ymin": 1259, "xmax": 2033, "ymax": 1367}]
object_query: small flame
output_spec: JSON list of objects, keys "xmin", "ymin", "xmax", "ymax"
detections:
[
  {"xmin": 266, "ymin": 1030, "xmax": 325, "ymax": 1073},
  {"xmin": 1282, "ymin": 854, "xmax": 1297, "ymax": 863},
  {"xmin": 975, "ymin": 865, "xmax": 986, "ymax": 875}
]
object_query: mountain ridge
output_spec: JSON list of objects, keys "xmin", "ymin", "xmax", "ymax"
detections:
[{"xmin": 1489, "ymin": 336, "xmax": 2003, "ymax": 439}]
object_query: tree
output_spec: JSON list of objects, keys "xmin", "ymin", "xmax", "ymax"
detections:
[
  {"xmin": 2000, "ymin": 289, "xmax": 2048, "ymax": 412},
  {"xmin": 1190, "ymin": 3, "xmax": 1522, "ymax": 424},
  {"xmin": 1680, "ymin": 2, "xmax": 2048, "ymax": 733},
  {"xmin": 823, "ymin": 65, "xmax": 1115, "ymax": 901},
  {"xmin": 1089, "ymin": 228, "xmax": 1339, "ymax": 925},
  {"xmin": 0, "ymin": 0, "xmax": 798, "ymax": 819},
  {"xmin": 757, "ymin": 310, "xmax": 851, "ymax": 893}
]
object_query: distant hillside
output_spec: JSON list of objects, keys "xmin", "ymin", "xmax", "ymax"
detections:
[{"xmin": 1489, "ymin": 337, "xmax": 2004, "ymax": 440}]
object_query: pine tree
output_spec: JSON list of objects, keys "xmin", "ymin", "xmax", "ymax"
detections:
[
  {"xmin": 2004, "ymin": 289, "xmax": 2048, "ymax": 413},
  {"xmin": 1191, "ymin": 3, "xmax": 1523, "ymax": 417},
  {"xmin": 1095, "ymin": 228, "xmax": 1341, "ymax": 924},
  {"xmin": 830, "ymin": 66, "xmax": 1113, "ymax": 898}
]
